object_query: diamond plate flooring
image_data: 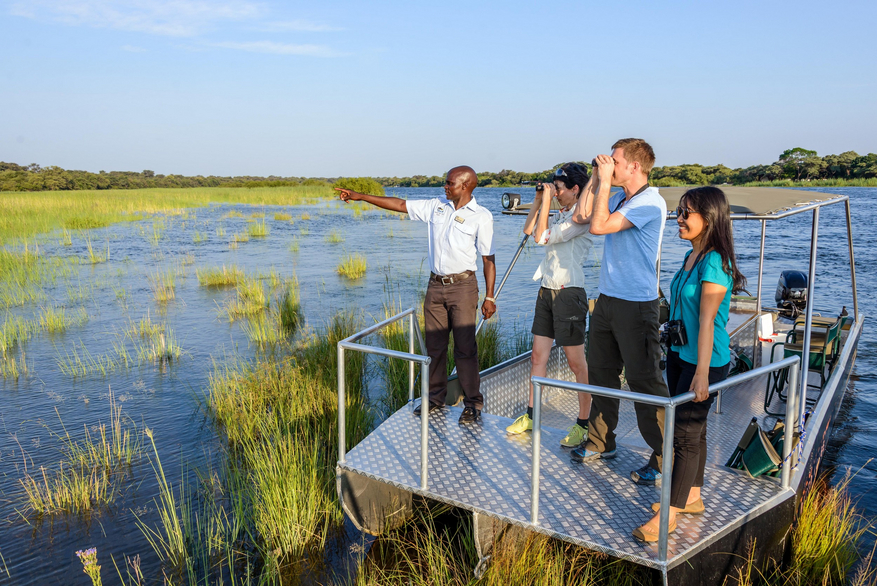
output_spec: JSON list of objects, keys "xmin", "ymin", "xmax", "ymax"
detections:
[{"xmin": 340, "ymin": 405, "xmax": 786, "ymax": 568}]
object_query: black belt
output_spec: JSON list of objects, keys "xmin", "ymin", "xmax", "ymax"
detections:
[{"xmin": 430, "ymin": 270, "xmax": 474, "ymax": 285}]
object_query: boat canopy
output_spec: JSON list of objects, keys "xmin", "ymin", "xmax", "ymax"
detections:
[{"xmin": 659, "ymin": 186, "xmax": 845, "ymax": 217}]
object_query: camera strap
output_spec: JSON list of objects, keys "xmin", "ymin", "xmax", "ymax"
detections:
[
  {"xmin": 670, "ymin": 249, "xmax": 706, "ymax": 322},
  {"xmin": 611, "ymin": 183, "xmax": 651, "ymax": 213}
]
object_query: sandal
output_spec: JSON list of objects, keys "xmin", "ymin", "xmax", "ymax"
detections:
[{"xmin": 632, "ymin": 519, "xmax": 677, "ymax": 542}]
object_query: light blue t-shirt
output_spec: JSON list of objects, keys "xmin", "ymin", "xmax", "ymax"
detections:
[
  {"xmin": 670, "ymin": 250, "xmax": 733, "ymax": 367},
  {"xmin": 598, "ymin": 187, "xmax": 666, "ymax": 301}
]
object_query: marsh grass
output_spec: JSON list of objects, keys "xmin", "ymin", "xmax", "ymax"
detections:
[
  {"xmin": 223, "ymin": 210, "xmax": 244, "ymax": 219},
  {"xmin": 337, "ymin": 254, "xmax": 367, "ymax": 279},
  {"xmin": 241, "ymin": 313, "xmax": 285, "ymax": 348},
  {"xmin": 196, "ymin": 265, "xmax": 243, "ymax": 288},
  {"xmin": 57, "ymin": 343, "xmax": 123, "ymax": 377},
  {"xmin": 148, "ymin": 270, "xmax": 176, "ymax": 303},
  {"xmin": 61, "ymin": 229, "xmax": 72, "ymax": 246},
  {"xmin": 127, "ymin": 313, "xmax": 164, "ymax": 339},
  {"xmin": 0, "ymin": 352, "xmax": 27, "ymax": 379},
  {"xmin": 224, "ymin": 276, "xmax": 267, "ymax": 320},
  {"xmin": 39, "ymin": 305, "xmax": 88, "ymax": 333},
  {"xmin": 192, "ymin": 231, "xmax": 207, "ymax": 244},
  {"xmin": 136, "ymin": 330, "xmax": 182, "ymax": 364},
  {"xmin": 273, "ymin": 212, "xmax": 292, "ymax": 221},
  {"xmin": 232, "ymin": 232, "xmax": 249, "ymax": 243},
  {"xmin": 247, "ymin": 219, "xmax": 269, "ymax": 239},
  {"xmin": 377, "ymin": 297, "xmax": 425, "ymax": 413},
  {"xmin": 326, "ymin": 230, "xmax": 344, "ymax": 244},
  {"xmin": 67, "ymin": 283, "xmax": 92, "ymax": 304},
  {"xmin": 288, "ymin": 238, "xmax": 300, "ymax": 253},
  {"xmin": 215, "ymin": 225, "xmax": 226, "ymax": 238},
  {"xmin": 19, "ymin": 394, "xmax": 138, "ymax": 516},
  {"xmin": 279, "ymin": 279, "xmax": 302, "ymax": 334},
  {"xmin": 446, "ymin": 319, "xmax": 512, "ymax": 375},
  {"xmin": 86, "ymin": 237, "xmax": 108, "ymax": 264},
  {"xmin": 299, "ymin": 227, "xmax": 310, "ymax": 237},
  {"xmin": 1, "ymin": 314, "xmax": 38, "ymax": 355}
]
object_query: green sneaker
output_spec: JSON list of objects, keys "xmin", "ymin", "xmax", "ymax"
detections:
[
  {"xmin": 506, "ymin": 413, "xmax": 533, "ymax": 434},
  {"xmin": 560, "ymin": 424, "xmax": 588, "ymax": 448}
]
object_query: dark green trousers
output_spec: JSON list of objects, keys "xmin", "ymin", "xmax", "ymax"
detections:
[{"xmin": 584, "ymin": 295, "xmax": 669, "ymax": 469}]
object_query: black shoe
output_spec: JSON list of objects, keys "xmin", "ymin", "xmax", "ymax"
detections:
[
  {"xmin": 458, "ymin": 406, "xmax": 481, "ymax": 424},
  {"xmin": 413, "ymin": 401, "xmax": 443, "ymax": 416}
]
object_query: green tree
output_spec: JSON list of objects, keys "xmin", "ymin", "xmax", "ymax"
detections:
[{"xmin": 778, "ymin": 148, "xmax": 818, "ymax": 180}]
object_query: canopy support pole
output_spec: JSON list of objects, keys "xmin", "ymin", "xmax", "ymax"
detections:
[
  {"xmin": 799, "ymin": 208, "xmax": 819, "ymax": 422},
  {"xmin": 845, "ymin": 199, "xmax": 858, "ymax": 317},
  {"xmin": 754, "ymin": 219, "xmax": 767, "ymax": 362}
]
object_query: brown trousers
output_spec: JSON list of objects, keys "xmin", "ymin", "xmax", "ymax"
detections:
[
  {"xmin": 584, "ymin": 295, "xmax": 669, "ymax": 469},
  {"xmin": 423, "ymin": 276, "xmax": 482, "ymax": 409}
]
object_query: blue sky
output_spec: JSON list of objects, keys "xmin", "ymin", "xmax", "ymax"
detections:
[{"xmin": 1, "ymin": 0, "xmax": 875, "ymax": 177}]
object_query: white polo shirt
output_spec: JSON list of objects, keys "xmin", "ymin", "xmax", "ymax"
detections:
[
  {"xmin": 532, "ymin": 202, "xmax": 592, "ymax": 290},
  {"xmin": 407, "ymin": 197, "xmax": 495, "ymax": 276}
]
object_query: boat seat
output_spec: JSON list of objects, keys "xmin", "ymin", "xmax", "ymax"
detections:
[{"xmin": 763, "ymin": 316, "xmax": 841, "ymax": 416}]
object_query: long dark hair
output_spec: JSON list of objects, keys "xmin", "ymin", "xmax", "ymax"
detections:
[
  {"xmin": 556, "ymin": 163, "xmax": 589, "ymax": 197},
  {"xmin": 680, "ymin": 186, "xmax": 747, "ymax": 294}
]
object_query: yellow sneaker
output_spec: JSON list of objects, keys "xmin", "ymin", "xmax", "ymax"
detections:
[
  {"xmin": 560, "ymin": 423, "xmax": 588, "ymax": 448},
  {"xmin": 506, "ymin": 413, "xmax": 532, "ymax": 434}
]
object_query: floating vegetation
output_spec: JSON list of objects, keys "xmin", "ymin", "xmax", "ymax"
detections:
[
  {"xmin": 196, "ymin": 265, "xmax": 243, "ymax": 288},
  {"xmin": 224, "ymin": 277, "xmax": 267, "ymax": 320},
  {"xmin": 247, "ymin": 219, "xmax": 269, "ymax": 238},
  {"xmin": 326, "ymin": 230, "xmax": 344, "ymax": 244},
  {"xmin": 337, "ymin": 254, "xmax": 367, "ymax": 279},
  {"xmin": 273, "ymin": 212, "xmax": 292, "ymax": 221},
  {"xmin": 192, "ymin": 231, "xmax": 207, "ymax": 244},
  {"xmin": 19, "ymin": 393, "xmax": 139, "ymax": 516},
  {"xmin": 148, "ymin": 270, "xmax": 176, "ymax": 303},
  {"xmin": 38, "ymin": 306, "xmax": 88, "ymax": 334}
]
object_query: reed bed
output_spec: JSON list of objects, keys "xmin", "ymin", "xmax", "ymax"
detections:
[
  {"xmin": 247, "ymin": 219, "xmax": 269, "ymax": 238},
  {"xmin": 19, "ymin": 394, "xmax": 139, "ymax": 516},
  {"xmin": 0, "ymin": 185, "xmax": 333, "ymax": 245},
  {"xmin": 279, "ymin": 278, "xmax": 302, "ymax": 334},
  {"xmin": 196, "ymin": 265, "xmax": 244, "ymax": 288},
  {"xmin": 337, "ymin": 254, "xmax": 367, "ymax": 279},
  {"xmin": 0, "ymin": 314, "xmax": 38, "ymax": 355}
]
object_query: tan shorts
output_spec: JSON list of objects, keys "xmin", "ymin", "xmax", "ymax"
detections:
[{"xmin": 531, "ymin": 287, "xmax": 588, "ymax": 347}]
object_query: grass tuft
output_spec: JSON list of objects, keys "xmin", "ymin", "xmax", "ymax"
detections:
[
  {"xmin": 273, "ymin": 212, "xmax": 292, "ymax": 221},
  {"xmin": 326, "ymin": 230, "xmax": 344, "ymax": 244},
  {"xmin": 337, "ymin": 254, "xmax": 367, "ymax": 279},
  {"xmin": 196, "ymin": 265, "xmax": 243, "ymax": 288},
  {"xmin": 147, "ymin": 270, "xmax": 176, "ymax": 303},
  {"xmin": 247, "ymin": 219, "xmax": 269, "ymax": 238}
]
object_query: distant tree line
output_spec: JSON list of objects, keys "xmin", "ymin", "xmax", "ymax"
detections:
[
  {"xmin": 2, "ymin": 148, "xmax": 875, "ymax": 193},
  {"xmin": 374, "ymin": 149, "xmax": 877, "ymax": 188}
]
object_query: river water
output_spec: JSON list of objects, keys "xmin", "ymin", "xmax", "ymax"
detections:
[{"xmin": 0, "ymin": 186, "xmax": 873, "ymax": 583}]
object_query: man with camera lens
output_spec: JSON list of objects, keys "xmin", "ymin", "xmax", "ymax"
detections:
[
  {"xmin": 335, "ymin": 166, "xmax": 496, "ymax": 425},
  {"xmin": 569, "ymin": 138, "xmax": 670, "ymax": 488}
]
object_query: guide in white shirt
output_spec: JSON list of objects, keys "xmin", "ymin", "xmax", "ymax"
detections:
[{"xmin": 335, "ymin": 166, "xmax": 496, "ymax": 425}]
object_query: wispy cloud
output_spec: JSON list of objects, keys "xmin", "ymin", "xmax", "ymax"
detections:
[
  {"xmin": 10, "ymin": 0, "xmax": 264, "ymax": 37},
  {"xmin": 211, "ymin": 40, "xmax": 343, "ymax": 57},
  {"xmin": 121, "ymin": 44, "xmax": 146, "ymax": 52},
  {"xmin": 256, "ymin": 19, "xmax": 342, "ymax": 33}
]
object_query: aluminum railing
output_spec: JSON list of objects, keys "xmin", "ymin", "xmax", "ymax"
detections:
[
  {"xmin": 530, "ymin": 355, "xmax": 801, "ymax": 562},
  {"xmin": 337, "ymin": 308, "xmax": 433, "ymax": 489}
]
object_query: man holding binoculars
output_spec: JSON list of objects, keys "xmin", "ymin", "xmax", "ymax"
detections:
[{"xmin": 570, "ymin": 138, "xmax": 670, "ymax": 487}]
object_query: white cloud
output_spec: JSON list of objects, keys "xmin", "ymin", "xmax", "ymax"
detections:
[
  {"xmin": 211, "ymin": 40, "xmax": 342, "ymax": 57},
  {"xmin": 257, "ymin": 19, "xmax": 342, "ymax": 32},
  {"xmin": 9, "ymin": 0, "xmax": 264, "ymax": 37},
  {"xmin": 121, "ymin": 44, "xmax": 146, "ymax": 52}
]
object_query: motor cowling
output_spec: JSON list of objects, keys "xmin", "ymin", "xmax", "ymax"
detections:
[{"xmin": 775, "ymin": 270, "xmax": 808, "ymax": 317}]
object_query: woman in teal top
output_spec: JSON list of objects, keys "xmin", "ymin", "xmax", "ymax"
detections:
[{"xmin": 633, "ymin": 186, "xmax": 746, "ymax": 542}]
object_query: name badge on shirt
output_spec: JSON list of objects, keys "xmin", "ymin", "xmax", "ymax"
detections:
[{"xmin": 454, "ymin": 216, "xmax": 465, "ymax": 224}]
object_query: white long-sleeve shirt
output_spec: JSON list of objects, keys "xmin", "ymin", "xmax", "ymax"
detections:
[{"xmin": 532, "ymin": 203, "xmax": 593, "ymax": 290}]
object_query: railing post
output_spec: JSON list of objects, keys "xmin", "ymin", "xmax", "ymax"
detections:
[
  {"xmin": 420, "ymin": 360, "xmax": 430, "ymax": 490},
  {"xmin": 530, "ymin": 380, "xmax": 543, "ymax": 524},
  {"xmin": 844, "ymin": 199, "xmax": 858, "ymax": 318},
  {"xmin": 781, "ymin": 360, "xmax": 800, "ymax": 489},
  {"xmin": 409, "ymin": 313, "xmax": 416, "ymax": 402},
  {"xmin": 338, "ymin": 345, "xmax": 346, "ymax": 464},
  {"xmin": 658, "ymin": 403, "xmax": 676, "ymax": 561}
]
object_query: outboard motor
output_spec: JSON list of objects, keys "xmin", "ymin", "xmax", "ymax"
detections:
[
  {"xmin": 501, "ymin": 192, "xmax": 521, "ymax": 210},
  {"xmin": 775, "ymin": 270, "xmax": 808, "ymax": 318}
]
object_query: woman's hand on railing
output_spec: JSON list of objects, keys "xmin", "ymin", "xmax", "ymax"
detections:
[{"xmin": 691, "ymin": 371, "xmax": 710, "ymax": 402}]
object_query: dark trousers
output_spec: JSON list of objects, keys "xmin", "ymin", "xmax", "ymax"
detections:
[
  {"xmin": 423, "ymin": 276, "xmax": 482, "ymax": 409},
  {"xmin": 666, "ymin": 350, "xmax": 730, "ymax": 508},
  {"xmin": 585, "ymin": 295, "xmax": 669, "ymax": 469}
]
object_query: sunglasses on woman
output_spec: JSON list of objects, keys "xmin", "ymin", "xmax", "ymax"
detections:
[{"xmin": 676, "ymin": 206, "xmax": 699, "ymax": 220}]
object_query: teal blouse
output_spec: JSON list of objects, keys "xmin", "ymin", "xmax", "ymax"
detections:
[{"xmin": 669, "ymin": 250, "xmax": 733, "ymax": 367}]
